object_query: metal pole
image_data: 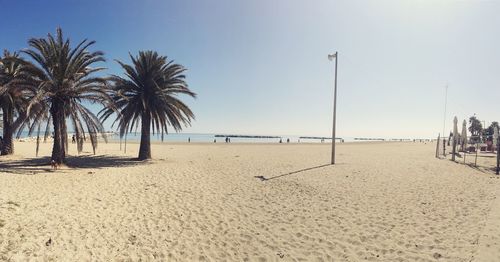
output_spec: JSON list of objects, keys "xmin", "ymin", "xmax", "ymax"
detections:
[{"xmin": 331, "ymin": 52, "xmax": 338, "ymax": 165}]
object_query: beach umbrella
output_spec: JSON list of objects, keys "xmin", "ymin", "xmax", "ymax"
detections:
[
  {"xmin": 453, "ymin": 117, "xmax": 458, "ymax": 141},
  {"xmin": 452, "ymin": 117, "xmax": 458, "ymax": 161},
  {"xmin": 461, "ymin": 120, "xmax": 467, "ymax": 151}
]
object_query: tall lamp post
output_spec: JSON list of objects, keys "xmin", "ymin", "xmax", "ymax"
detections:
[{"xmin": 328, "ymin": 52, "xmax": 338, "ymax": 165}]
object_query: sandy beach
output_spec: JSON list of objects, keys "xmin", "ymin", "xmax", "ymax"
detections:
[{"xmin": 0, "ymin": 141, "xmax": 499, "ymax": 261}]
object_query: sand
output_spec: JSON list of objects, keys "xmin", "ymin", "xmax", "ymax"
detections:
[{"xmin": 1, "ymin": 140, "xmax": 500, "ymax": 261}]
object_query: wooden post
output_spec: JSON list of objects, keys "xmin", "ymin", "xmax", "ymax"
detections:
[
  {"xmin": 443, "ymin": 138, "xmax": 446, "ymax": 157},
  {"xmin": 435, "ymin": 134, "xmax": 440, "ymax": 158},
  {"xmin": 452, "ymin": 134, "xmax": 456, "ymax": 162},
  {"xmin": 496, "ymin": 141, "xmax": 499, "ymax": 175},
  {"xmin": 464, "ymin": 147, "xmax": 466, "ymax": 164},
  {"xmin": 475, "ymin": 142, "xmax": 479, "ymax": 167}
]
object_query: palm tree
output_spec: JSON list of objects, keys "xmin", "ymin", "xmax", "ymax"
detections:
[
  {"xmin": 0, "ymin": 50, "xmax": 33, "ymax": 155},
  {"xmin": 100, "ymin": 51, "xmax": 196, "ymax": 160},
  {"xmin": 469, "ymin": 115, "xmax": 483, "ymax": 144},
  {"xmin": 484, "ymin": 121, "xmax": 499, "ymax": 140},
  {"xmin": 22, "ymin": 28, "xmax": 111, "ymax": 164}
]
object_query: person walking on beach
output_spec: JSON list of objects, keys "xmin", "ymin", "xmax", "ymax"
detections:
[
  {"xmin": 287, "ymin": 138, "xmax": 290, "ymax": 143},
  {"xmin": 188, "ymin": 137, "xmax": 190, "ymax": 143},
  {"xmin": 72, "ymin": 135, "xmax": 76, "ymax": 144}
]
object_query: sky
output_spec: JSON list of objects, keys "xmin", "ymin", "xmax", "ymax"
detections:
[{"xmin": 1, "ymin": 0, "xmax": 499, "ymax": 139}]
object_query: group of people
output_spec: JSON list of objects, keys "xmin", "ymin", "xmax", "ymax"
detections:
[
  {"xmin": 71, "ymin": 135, "xmax": 86, "ymax": 143},
  {"xmin": 189, "ymin": 136, "xmax": 348, "ymax": 144},
  {"xmin": 279, "ymin": 138, "xmax": 291, "ymax": 143},
  {"xmin": 210, "ymin": 137, "xmax": 232, "ymax": 143}
]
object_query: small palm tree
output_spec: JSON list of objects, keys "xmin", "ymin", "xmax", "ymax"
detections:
[
  {"xmin": 22, "ymin": 28, "xmax": 111, "ymax": 164},
  {"xmin": 0, "ymin": 50, "xmax": 34, "ymax": 155},
  {"xmin": 100, "ymin": 51, "xmax": 196, "ymax": 160}
]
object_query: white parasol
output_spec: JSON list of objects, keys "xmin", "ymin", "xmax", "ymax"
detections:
[{"xmin": 461, "ymin": 120, "xmax": 467, "ymax": 150}]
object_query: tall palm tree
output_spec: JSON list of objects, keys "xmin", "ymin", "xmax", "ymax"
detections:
[
  {"xmin": 0, "ymin": 50, "xmax": 33, "ymax": 155},
  {"xmin": 22, "ymin": 28, "xmax": 111, "ymax": 164},
  {"xmin": 100, "ymin": 51, "xmax": 196, "ymax": 160}
]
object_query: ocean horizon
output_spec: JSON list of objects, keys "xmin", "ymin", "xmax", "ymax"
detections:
[{"xmin": 12, "ymin": 130, "xmax": 427, "ymax": 143}]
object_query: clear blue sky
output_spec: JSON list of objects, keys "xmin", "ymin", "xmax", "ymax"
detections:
[{"xmin": 1, "ymin": 0, "xmax": 499, "ymax": 138}]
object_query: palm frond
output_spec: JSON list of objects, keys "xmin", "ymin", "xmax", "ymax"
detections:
[
  {"xmin": 99, "ymin": 51, "xmax": 196, "ymax": 159},
  {"xmin": 19, "ymin": 28, "xmax": 111, "ymax": 162}
]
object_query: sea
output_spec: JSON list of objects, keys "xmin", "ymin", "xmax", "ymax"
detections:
[{"xmin": 12, "ymin": 131, "xmax": 422, "ymax": 144}]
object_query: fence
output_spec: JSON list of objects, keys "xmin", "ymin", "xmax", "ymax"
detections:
[{"xmin": 435, "ymin": 134, "xmax": 500, "ymax": 175}]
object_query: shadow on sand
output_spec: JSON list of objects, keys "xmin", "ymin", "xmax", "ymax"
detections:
[
  {"xmin": 0, "ymin": 155, "xmax": 146, "ymax": 175},
  {"xmin": 255, "ymin": 163, "xmax": 331, "ymax": 181}
]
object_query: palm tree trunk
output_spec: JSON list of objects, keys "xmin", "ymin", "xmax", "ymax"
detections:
[
  {"xmin": 50, "ymin": 102, "xmax": 65, "ymax": 164},
  {"xmin": 62, "ymin": 117, "xmax": 68, "ymax": 154},
  {"xmin": 138, "ymin": 113, "xmax": 151, "ymax": 160},
  {"xmin": 1, "ymin": 106, "xmax": 14, "ymax": 155}
]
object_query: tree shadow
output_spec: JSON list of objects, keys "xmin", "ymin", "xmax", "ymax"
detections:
[
  {"xmin": 255, "ymin": 164, "xmax": 331, "ymax": 181},
  {"xmin": 66, "ymin": 155, "xmax": 147, "ymax": 168},
  {"xmin": 477, "ymin": 155, "xmax": 496, "ymax": 158},
  {"xmin": 465, "ymin": 163, "xmax": 489, "ymax": 174},
  {"xmin": 0, "ymin": 155, "xmax": 147, "ymax": 175},
  {"xmin": 0, "ymin": 157, "xmax": 52, "ymax": 175}
]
